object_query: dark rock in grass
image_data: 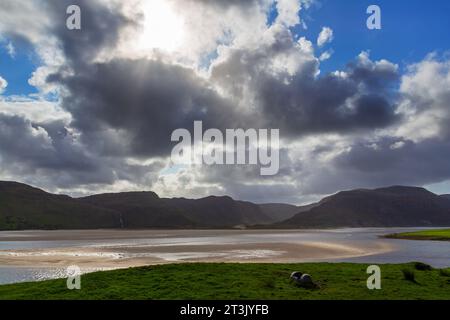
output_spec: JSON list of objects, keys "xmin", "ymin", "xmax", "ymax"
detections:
[{"xmin": 414, "ymin": 262, "xmax": 433, "ymax": 271}]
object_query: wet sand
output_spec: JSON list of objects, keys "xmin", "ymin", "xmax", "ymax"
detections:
[{"xmin": 0, "ymin": 229, "xmax": 393, "ymax": 269}]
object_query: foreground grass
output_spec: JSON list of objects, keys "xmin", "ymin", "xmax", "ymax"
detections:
[
  {"xmin": 386, "ymin": 229, "xmax": 450, "ymax": 241},
  {"xmin": 1, "ymin": 263, "xmax": 449, "ymax": 300}
]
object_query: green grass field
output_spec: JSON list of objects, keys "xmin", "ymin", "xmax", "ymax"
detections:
[
  {"xmin": 386, "ymin": 229, "xmax": 450, "ymax": 241},
  {"xmin": 1, "ymin": 263, "xmax": 449, "ymax": 300}
]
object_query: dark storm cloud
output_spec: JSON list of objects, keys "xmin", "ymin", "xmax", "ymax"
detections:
[
  {"xmin": 0, "ymin": 113, "xmax": 105, "ymax": 174},
  {"xmin": 259, "ymin": 74, "xmax": 399, "ymax": 136},
  {"xmin": 43, "ymin": 0, "xmax": 402, "ymax": 161},
  {"xmin": 47, "ymin": 0, "xmax": 133, "ymax": 67},
  {"xmin": 335, "ymin": 138, "xmax": 450, "ymax": 186},
  {"xmin": 49, "ymin": 59, "xmax": 246, "ymax": 158},
  {"xmin": 211, "ymin": 36, "xmax": 401, "ymax": 138},
  {"xmin": 0, "ymin": 112, "xmax": 164, "ymax": 189},
  {"xmin": 292, "ymin": 136, "xmax": 450, "ymax": 197},
  {"xmin": 39, "ymin": 0, "xmax": 247, "ymax": 158},
  {"xmin": 346, "ymin": 58, "xmax": 399, "ymax": 90}
]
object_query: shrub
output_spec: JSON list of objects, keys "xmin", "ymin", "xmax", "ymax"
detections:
[
  {"xmin": 414, "ymin": 262, "xmax": 433, "ymax": 271},
  {"xmin": 402, "ymin": 269, "xmax": 417, "ymax": 283},
  {"xmin": 439, "ymin": 269, "xmax": 450, "ymax": 277}
]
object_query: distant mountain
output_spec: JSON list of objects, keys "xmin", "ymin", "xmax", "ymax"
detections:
[
  {"xmin": 0, "ymin": 181, "xmax": 273, "ymax": 230},
  {"xmin": 259, "ymin": 203, "xmax": 316, "ymax": 222},
  {"xmin": 0, "ymin": 181, "xmax": 121, "ymax": 230},
  {"xmin": 79, "ymin": 192, "xmax": 196, "ymax": 228},
  {"xmin": 274, "ymin": 186, "xmax": 450, "ymax": 228},
  {"xmin": 166, "ymin": 196, "xmax": 273, "ymax": 227},
  {"xmin": 80, "ymin": 193, "xmax": 272, "ymax": 228},
  {"xmin": 440, "ymin": 194, "xmax": 450, "ymax": 201},
  {"xmin": 2, "ymin": 182, "xmax": 450, "ymax": 230}
]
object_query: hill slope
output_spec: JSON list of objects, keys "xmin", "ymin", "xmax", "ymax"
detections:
[
  {"xmin": 275, "ymin": 186, "xmax": 450, "ymax": 228},
  {"xmin": 166, "ymin": 196, "xmax": 273, "ymax": 227},
  {"xmin": 0, "ymin": 181, "xmax": 121, "ymax": 230},
  {"xmin": 259, "ymin": 203, "xmax": 316, "ymax": 222},
  {"xmin": 0, "ymin": 181, "xmax": 273, "ymax": 230},
  {"xmin": 80, "ymin": 193, "xmax": 272, "ymax": 228},
  {"xmin": 79, "ymin": 192, "xmax": 197, "ymax": 228},
  {"xmin": 440, "ymin": 194, "xmax": 450, "ymax": 201}
]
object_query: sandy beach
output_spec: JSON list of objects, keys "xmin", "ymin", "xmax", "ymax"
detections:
[{"xmin": 0, "ymin": 229, "xmax": 393, "ymax": 269}]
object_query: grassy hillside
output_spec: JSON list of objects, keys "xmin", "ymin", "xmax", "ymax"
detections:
[
  {"xmin": 1, "ymin": 263, "xmax": 449, "ymax": 300},
  {"xmin": 386, "ymin": 229, "xmax": 450, "ymax": 241}
]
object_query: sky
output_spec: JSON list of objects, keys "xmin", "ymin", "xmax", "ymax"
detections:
[{"xmin": 0, "ymin": 0, "xmax": 450, "ymax": 204}]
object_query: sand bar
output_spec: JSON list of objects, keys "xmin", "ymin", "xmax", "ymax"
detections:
[{"xmin": 0, "ymin": 229, "xmax": 394, "ymax": 269}]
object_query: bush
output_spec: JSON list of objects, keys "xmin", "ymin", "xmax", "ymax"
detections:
[
  {"xmin": 414, "ymin": 262, "xmax": 433, "ymax": 271},
  {"xmin": 439, "ymin": 269, "xmax": 450, "ymax": 277},
  {"xmin": 402, "ymin": 269, "xmax": 417, "ymax": 283}
]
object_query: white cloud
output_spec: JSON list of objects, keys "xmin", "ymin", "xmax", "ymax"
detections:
[
  {"xmin": 276, "ymin": 0, "xmax": 302, "ymax": 27},
  {"xmin": 0, "ymin": 1, "xmax": 52, "ymax": 45},
  {"xmin": 394, "ymin": 56, "xmax": 450, "ymax": 142},
  {"xmin": 5, "ymin": 41, "xmax": 15, "ymax": 58},
  {"xmin": 319, "ymin": 49, "xmax": 333, "ymax": 61},
  {"xmin": 390, "ymin": 141, "xmax": 405, "ymax": 150},
  {"xmin": 0, "ymin": 75, "xmax": 7, "ymax": 94},
  {"xmin": 117, "ymin": 0, "xmax": 272, "ymax": 69},
  {"xmin": 317, "ymin": 26, "xmax": 333, "ymax": 47},
  {"xmin": 0, "ymin": 97, "xmax": 70, "ymax": 123}
]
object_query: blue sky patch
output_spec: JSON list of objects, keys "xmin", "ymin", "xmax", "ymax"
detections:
[{"xmin": 0, "ymin": 41, "xmax": 39, "ymax": 96}]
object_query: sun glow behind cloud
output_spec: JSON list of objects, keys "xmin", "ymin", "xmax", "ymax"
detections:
[{"xmin": 138, "ymin": 0, "xmax": 185, "ymax": 53}]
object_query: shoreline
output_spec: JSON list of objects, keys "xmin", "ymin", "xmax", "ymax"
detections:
[
  {"xmin": 385, "ymin": 235, "xmax": 450, "ymax": 242},
  {"xmin": 1, "ymin": 227, "xmax": 444, "ymax": 241},
  {"xmin": 384, "ymin": 228, "xmax": 450, "ymax": 242}
]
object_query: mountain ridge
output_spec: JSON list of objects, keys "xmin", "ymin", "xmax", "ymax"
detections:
[
  {"xmin": 1, "ymin": 181, "xmax": 450, "ymax": 230},
  {"xmin": 273, "ymin": 186, "xmax": 450, "ymax": 228}
]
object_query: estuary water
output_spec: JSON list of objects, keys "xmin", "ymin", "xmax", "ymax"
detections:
[{"xmin": 0, "ymin": 228, "xmax": 448, "ymax": 285}]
